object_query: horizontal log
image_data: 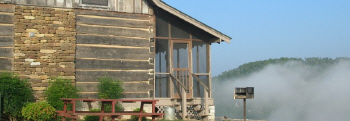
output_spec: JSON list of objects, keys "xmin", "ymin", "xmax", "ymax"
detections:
[
  {"xmin": 76, "ymin": 71, "xmax": 152, "ymax": 82},
  {"xmin": 0, "ymin": 36, "xmax": 13, "ymax": 46},
  {"xmin": 0, "ymin": 25, "xmax": 13, "ymax": 36},
  {"xmin": 76, "ymin": 15, "xmax": 152, "ymax": 28},
  {"xmin": 0, "ymin": 58, "xmax": 12, "ymax": 71},
  {"xmin": 76, "ymin": 25, "xmax": 152, "ymax": 38},
  {"xmin": 76, "ymin": 46, "xmax": 153, "ymax": 60},
  {"xmin": 78, "ymin": 92, "xmax": 150, "ymax": 98},
  {"xmin": 123, "ymin": 93, "xmax": 149, "ymax": 98},
  {"xmin": 0, "ymin": 4, "xmax": 14, "ymax": 13},
  {"xmin": 79, "ymin": 93, "xmax": 98, "ymax": 99},
  {"xmin": 0, "ymin": 48, "xmax": 12, "ymax": 57},
  {"xmin": 77, "ymin": 44, "xmax": 148, "ymax": 49},
  {"xmin": 76, "ymin": 82, "xmax": 152, "ymax": 92},
  {"xmin": 0, "ymin": 14, "xmax": 13, "ymax": 24},
  {"xmin": 76, "ymin": 9, "xmax": 150, "ymax": 20},
  {"xmin": 76, "ymin": 59, "xmax": 152, "ymax": 70},
  {"xmin": 77, "ymin": 34, "xmax": 150, "ymax": 47}
]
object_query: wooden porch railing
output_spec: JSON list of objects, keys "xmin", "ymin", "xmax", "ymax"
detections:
[{"xmin": 192, "ymin": 74, "xmax": 210, "ymax": 116}]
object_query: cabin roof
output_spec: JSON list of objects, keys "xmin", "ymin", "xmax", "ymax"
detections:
[{"xmin": 149, "ymin": 0, "xmax": 232, "ymax": 43}]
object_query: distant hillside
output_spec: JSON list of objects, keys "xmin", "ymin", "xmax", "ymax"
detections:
[{"xmin": 213, "ymin": 57, "xmax": 350, "ymax": 81}]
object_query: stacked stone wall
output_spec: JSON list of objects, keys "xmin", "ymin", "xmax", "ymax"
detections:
[{"xmin": 13, "ymin": 6, "xmax": 76, "ymax": 100}]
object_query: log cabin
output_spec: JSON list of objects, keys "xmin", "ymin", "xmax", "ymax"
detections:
[{"xmin": 0, "ymin": 0, "xmax": 231, "ymax": 120}]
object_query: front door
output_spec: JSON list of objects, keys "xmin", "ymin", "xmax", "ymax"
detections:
[{"xmin": 171, "ymin": 40, "xmax": 192, "ymax": 99}]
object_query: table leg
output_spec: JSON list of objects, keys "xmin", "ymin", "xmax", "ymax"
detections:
[
  {"xmin": 139, "ymin": 102, "xmax": 144, "ymax": 121},
  {"xmin": 112, "ymin": 101, "xmax": 116, "ymax": 113},
  {"xmin": 138, "ymin": 115, "xmax": 142, "ymax": 121},
  {"xmin": 111, "ymin": 116, "xmax": 116, "ymax": 121},
  {"xmin": 63, "ymin": 103, "xmax": 67, "ymax": 112},
  {"xmin": 72, "ymin": 100, "xmax": 76, "ymax": 113},
  {"xmin": 99, "ymin": 116, "xmax": 103, "ymax": 121},
  {"xmin": 62, "ymin": 103, "xmax": 67, "ymax": 121},
  {"xmin": 152, "ymin": 101, "xmax": 156, "ymax": 121},
  {"xmin": 101, "ymin": 102, "xmax": 105, "ymax": 113},
  {"xmin": 140, "ymin": 102, "xmax": 144, "ymax": 113},
  {"xmin": 152, "ymin": 101, "xmax": 155, "ymax": 113},
  {"xmin": 100, "ymin": 102, "xmax": 105, "ymax": 121}
]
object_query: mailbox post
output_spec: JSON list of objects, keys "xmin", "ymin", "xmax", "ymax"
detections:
[
  {"xmin": 234, "ymin": 87, "xmax": 254, "ymax": 121},
  {"xmin": 0, "ymin": 93, "xmax": 1, "ymax": 121}
]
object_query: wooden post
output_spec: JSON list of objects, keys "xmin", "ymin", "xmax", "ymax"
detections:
[
  {"xmin": 244, "ymin": 98, "xmax": 246, "ymax": 121},
  {"xmin": 182, "ymin": 88, "xmax": 187, "ymax": 120},
  {"xmin": 203, "ymin": 90, "xmax": 209, "ymax": 121},
  {"xmin": 0, "ymin": 93, "xmax": 2, "ymax": 121},
  {"xmin": 205, "ymin": 89, "xmax": 209, "ymax": 114}
]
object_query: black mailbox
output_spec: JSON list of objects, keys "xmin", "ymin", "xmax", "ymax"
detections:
[{"xmin": 234, "ymin": 87, "xmax": 254, "ymax": 99}]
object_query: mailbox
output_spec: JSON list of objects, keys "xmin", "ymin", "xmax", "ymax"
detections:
[{"xmin": 234, "ymin": 87, "xmax": 254, "ymax": 99}]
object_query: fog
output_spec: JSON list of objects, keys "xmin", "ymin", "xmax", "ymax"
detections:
[{"xmin": 213, "ymin": 60, "xmax": 350, "ymax": 121}]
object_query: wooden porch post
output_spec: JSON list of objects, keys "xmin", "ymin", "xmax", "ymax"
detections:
[
  {"xmin": 203, "ymin": 89, "xmax": 209, "ymax": 121},
  {"xmin": 182, "ymin": 88, "xmax": 187, "ymax": 120}
]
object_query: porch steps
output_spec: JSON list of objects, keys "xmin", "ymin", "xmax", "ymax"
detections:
[{"xmin": 169, "ymin": 98, "xmax": 212, "ymax": 120}]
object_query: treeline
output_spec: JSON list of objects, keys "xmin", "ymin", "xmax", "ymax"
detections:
[{"xmin": 213, "ymin": 57, "xmax": 350, "ymax": 81}]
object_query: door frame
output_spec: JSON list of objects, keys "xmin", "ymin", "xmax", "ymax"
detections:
[{"xmin": 170, "ymin": 40, "xmax": 192, "ymax": 99}]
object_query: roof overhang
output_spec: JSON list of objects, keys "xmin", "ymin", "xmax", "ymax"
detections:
[{"xmin": 149, "ymin": 0, "xmax": 232, "ymax": 43}]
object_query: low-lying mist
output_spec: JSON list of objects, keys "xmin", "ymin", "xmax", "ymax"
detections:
[{"xmin": 213, "ymin": 60, "xmax": 350, "ymax": 121}]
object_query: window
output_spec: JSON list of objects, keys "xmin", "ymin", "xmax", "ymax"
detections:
[
  {"xmin": 81, "ymin": 0, "xmax": 108, "ymax": 6},
  {"xmin": 193, "ymin": 75, "xmax": 209, "ymax": 97},
  {"xmin": 192, "ymin": 41, "xmax": 208, "ymax": 73},
  {"xmin": 156, "ymin": 16, "xmax": 169, "ymax": 37},
  {"xmin": 155, "ymin": 39, "xmax": 170, "ymax": 98},
  {"xmin": 155, "ymin": 39, "xmax": 169, "ymax": 73}
]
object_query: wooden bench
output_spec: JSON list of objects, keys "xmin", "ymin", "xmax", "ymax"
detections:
[{"xmin": 56, "ymin": 98, "xmax": 164, "ymax": 121}]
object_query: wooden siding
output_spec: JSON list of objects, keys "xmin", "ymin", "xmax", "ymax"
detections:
[
  {"xmin": 75, "ymin": 9, "xmax": 154, "ymax": 98},
  {"xmin": 76, "ymin": 71, "xmax": 152, "ymax": 82},
  {"xmin": 76, "ymin": 82, "xmax": 151, "ymax": 92},
  {"xmin": 0, "ymin": 0, "xmax": 150, "ymax": 14},
  {"xmin": 0, "ymin": 4, "xmax": 13, "ymax": 71}
]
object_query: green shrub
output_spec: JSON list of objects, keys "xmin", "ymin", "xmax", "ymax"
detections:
[
  {"xmin": 102, "ymin": 102, "xmax": 124, "ymax": 112},
  {"xmin": 44, "ymin": 78, "xmax": 80, "ymax": 111},
  {"xmin": 97, "ymin": 77, "xmax": 124, "ymax": 112},
  {"xmin": 129, "ymin": 108, "xmax": 146, "ymax": 121},
  {"xmin": 84, "ymin": 115, "xmax": 101, "ymax": 121},
  {"xmin": 21, "ymin": 101, "xmax": 56, "ymax": 121},
  {"xmin": 0, "ymin": 72, "xmax": 34, "ymax": 121},
  {"xmin": 97, "ymin": 77, "xmax": 123, "ymax": 99},
  {"xmin": 84, "ymin": 109, "xmax": 103, "ymax": 121}
]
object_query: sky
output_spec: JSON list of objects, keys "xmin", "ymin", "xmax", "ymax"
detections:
[{"xmin": 162, "ymin": 0, "xmax": 350, "ymax": 76}]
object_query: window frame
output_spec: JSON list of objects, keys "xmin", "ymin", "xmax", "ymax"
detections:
[{"xmin": 80, "ymin": 0, "xmax": 110, "ymax": 8}]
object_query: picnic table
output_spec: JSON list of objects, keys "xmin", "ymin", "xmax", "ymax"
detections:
[{"xmin": 56, "ymin": 98, "xmax": 163, "ymax": 121}]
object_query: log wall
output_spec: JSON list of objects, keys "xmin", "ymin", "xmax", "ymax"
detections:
[
  {"xmin": 0, "ymin": 0, "xmax": 151, "ymax": 14},
  {"xmin": 75, "ymin": 9, "xmax": 155, "ymax": 98},
  {"xmin": 0, "ymin": 4, "xmax": 14, "ymax": 72},
  {"xmin": 0, "ymin": 3, "xmax": 156, "ymax": 99}
]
